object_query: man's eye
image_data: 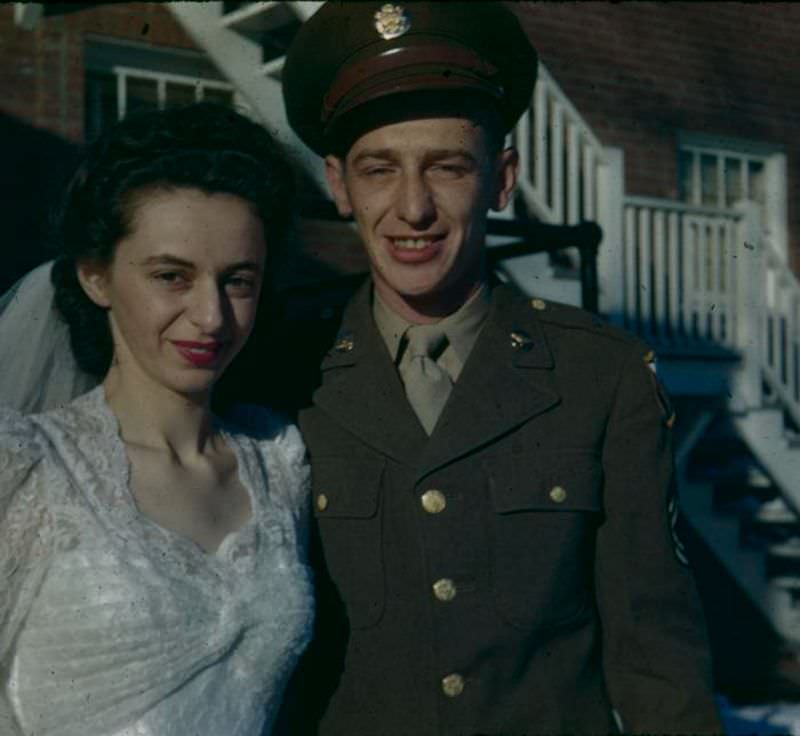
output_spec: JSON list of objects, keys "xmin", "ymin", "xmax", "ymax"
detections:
[
  {"xmin": 431, "ymin": 164, "xmax": 466, "ymax": 176},
  {"xmin": 363, "ymin": 166, "xmax": 393, "ymax": 177}
]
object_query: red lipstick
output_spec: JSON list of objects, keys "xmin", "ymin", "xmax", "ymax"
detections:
[{"xmin": 172, "ymin": 340, "xmax": 224, "ymax": 368}]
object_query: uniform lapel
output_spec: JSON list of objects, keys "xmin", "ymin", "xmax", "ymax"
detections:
[
  {"xmin": 417, "ymin": 285, "xmax": 561, "ymax": 480},
  {"xmin": 312, "ymin": 282, "xmax": 427, "ymax": 464}
]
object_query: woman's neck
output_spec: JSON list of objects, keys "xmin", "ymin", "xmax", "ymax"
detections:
[{"xmin": 102, "ymin": 367, "xmax": 217, "ymax": 460}]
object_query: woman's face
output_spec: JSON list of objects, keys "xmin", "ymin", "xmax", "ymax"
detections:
[{"xmin": 79, "ymin": 187, "xmax": 267, "ymax": 400}]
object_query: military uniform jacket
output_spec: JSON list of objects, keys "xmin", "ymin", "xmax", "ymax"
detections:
[{"xmin": 294, "ymin": 282, "xmax": 721, "ymax": 736}]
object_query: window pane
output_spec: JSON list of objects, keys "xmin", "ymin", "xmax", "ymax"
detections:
[
  {"xmin": 700, "ymin": 153, "xmax": 719, "ymax": 207},
  {"xmin": 202, "ymin": 87, "xmax": 234, "ymax": 107},
  {"xmin": 748, "ymin": 159, "xmax": 766, "ymax": 205},
  {"xmin": 126, "ymin": 76, "xmax": 159, "ymax": 114},
  {"xmin": 678, "ymin": 149, "xmax": 695, "ymax": 203},
  {"xmin": 84, "ymin": 70, "xmax": 118, "ymax": 141},
  {"xmin": 166, "ymin": 81, "xmax": 198, "ymax": 108},
  {"xmin": 723, "ymin": 156, "xmax": 743, "ymax": 208}
]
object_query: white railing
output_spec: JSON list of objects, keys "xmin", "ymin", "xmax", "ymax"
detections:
[
  {"xmin": 622, "ymin": 196, "xmax": 800, "ymax": 430},
  {"xmin": 512, "ymin": 64, "xmax": 607, "ymax": 226},
  {"xmin": 759, "ymin": 239, "xmax": 800, "ymax": 426},
  {"xmin": 621, "ymin": 196, "xmax": 745, "ymax": 347}
]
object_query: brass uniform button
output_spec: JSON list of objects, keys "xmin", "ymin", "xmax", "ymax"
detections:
[
  {"xmin": 549, "ymin": 485, "xmax": 567, "ymax": 503},
  {"xmin": 432, "ymin": 578, "xmax": 457, "ymax": 602},
  {"xmin": 530, "ymin": 298, "xmax": 547, "ymax": 311},
  {"xmin": 421, "ymin": 489, "xmax": 447, "ymax": 514},
  {"xmin": 441, "ymin": 673, "xmax": 465, "ymax": 698},
  {"xmin": 316, "ymin": 493, "xmax": 329, "ymax": 512}
]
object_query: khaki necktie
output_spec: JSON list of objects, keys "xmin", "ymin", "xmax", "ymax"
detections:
[{"xmin": 400, "ymin": 324, "xmax": 453, "ymax": 435}]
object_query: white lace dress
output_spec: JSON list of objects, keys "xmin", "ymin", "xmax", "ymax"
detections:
[{"xmin": 0, "ymin": 386, "xmax": 314, "ymax": 736}]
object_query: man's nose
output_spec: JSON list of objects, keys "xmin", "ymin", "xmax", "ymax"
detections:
[{"xmin": 396, "ymin": 172, "xmax": 436, "ymax": 228}]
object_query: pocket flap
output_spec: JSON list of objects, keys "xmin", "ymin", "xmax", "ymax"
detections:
[
  {"xmin": 490, "ymin": 453, "xmax": 603, "ymax": 513},
  {"xmin": 311, "ymin": 452, "xmax": 385, "ymax": 519}
]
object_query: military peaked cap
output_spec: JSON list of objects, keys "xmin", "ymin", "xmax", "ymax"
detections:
[{"xmin": 283, "ymin": 2, "xmax": 538, "ymax": 156}]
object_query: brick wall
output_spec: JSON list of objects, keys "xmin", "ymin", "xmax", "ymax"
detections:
[
  {"xmin": 511, "ymin": 1, "xmax": 800, "ymax": 265},
  {"xmin": 0, "ymin": 4, "xmax": 198, "ymax": 291},
  {"xmin": 0, "ymin": 3, "xmax": 196, "ymax": 143}
]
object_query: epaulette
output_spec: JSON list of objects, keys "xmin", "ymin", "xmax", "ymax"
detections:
[{"xmin": 525, "ymin": 296, "xmax": 645, "ymax": 347}]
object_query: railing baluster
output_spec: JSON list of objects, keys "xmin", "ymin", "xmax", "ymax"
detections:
[
  {"xmin": 681, "ymin": 215, "xmax": 696, "ymax": 339},
  {"xmin": 534, "ymin": 81, "xmax": 548, "ymax": 209},
  {"xmin": 567, "ymin": 121, "xmax": 579, "ymax": 224},
  {"xmin": 668, "ymin": 211, "xmax": 681, "ymax": 342},
  {"xmin": 709, "ymin": 219, "xmax": 722, "ymax": 340},
  {"xmin": 582, "ymin": 142, "xmax": 596, "ymax": 221},
  {"xmin": 724, "ymin": 218, "xmax": 737, "ymax": 346},
  {"xmin": 653, "ymin": 210, "xmax": 667, "ymax": 340},
  {"xmin": 550, "ymin": 99, "xmax": 564, "ymax": 221},
  {"xmin": 624, "ymin": 206, "xmax": 638, "ymax": 331},
  {"xmin": 638, "ymin": 208, "xmax": 653, "ymax": 338}
]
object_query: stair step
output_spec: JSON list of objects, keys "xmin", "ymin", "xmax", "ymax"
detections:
[{"xmin": 681, "ymin": 482, "xmax": 771, "ymax": 622}]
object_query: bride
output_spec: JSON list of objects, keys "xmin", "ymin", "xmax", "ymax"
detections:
[{"xmin": 0, "ymin": 103, "xmax": 313, "ymax": 736}]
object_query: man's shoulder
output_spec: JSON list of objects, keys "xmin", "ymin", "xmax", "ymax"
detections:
[{"xmin": 498, "ymin": 287, "xmax": 650, "ymax": 354}]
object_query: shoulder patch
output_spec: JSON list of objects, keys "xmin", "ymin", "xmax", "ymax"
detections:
[{"xmin": 643, "ymin": 351, "xmax": 677, "ymax": 429}]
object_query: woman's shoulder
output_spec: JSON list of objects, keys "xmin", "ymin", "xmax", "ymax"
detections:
[{"xmin": 0, "ymin": 387, "xmax": 109, "ymax": 481}]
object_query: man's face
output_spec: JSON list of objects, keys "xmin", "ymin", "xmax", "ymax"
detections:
[{"xmin": 325, "ymin": 116, "xmax": 518, "ymax": 319}]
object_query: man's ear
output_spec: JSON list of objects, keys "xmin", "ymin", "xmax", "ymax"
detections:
[
  {"xmin": 76, "ymin": 260, "xmax": 111, "ymax": 308},
  {"xmin": 324, "ymin": 154, "xmax": 354, "ymax": 218},
  {"xmin": 490, "ymin": 147, "xmax": 520, "ymax": 213}
]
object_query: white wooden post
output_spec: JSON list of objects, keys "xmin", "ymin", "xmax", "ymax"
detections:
[
  {"xmin": 730, "ymin": 200, "xmax": 764, "ymax": 411},
  {"xmin": 596, "ymin": 146, "xmax": 625, "ymax": 321}
]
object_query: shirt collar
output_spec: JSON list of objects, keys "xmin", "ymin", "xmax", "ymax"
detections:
[{"xmin": 372, "ymin": 284, "xmax": 491, "ymax": 364}]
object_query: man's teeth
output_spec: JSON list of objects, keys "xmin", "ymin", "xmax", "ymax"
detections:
[{"xmin": 393, "ymin": 238, "xmax": 436, "ymax": 249}]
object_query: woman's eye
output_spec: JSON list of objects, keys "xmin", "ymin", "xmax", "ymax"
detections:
[
  {"xmin": 154, "ymin": 271, "xmax": 188, "ymax": 285},
  {"xmin": 225, "ymin": 276, "xmax": 257, "ymax": 295}
]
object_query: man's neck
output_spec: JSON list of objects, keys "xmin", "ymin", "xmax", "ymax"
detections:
[{"xmin": 373, "ymin": 279, "xmax": 486, "ymax": 325}]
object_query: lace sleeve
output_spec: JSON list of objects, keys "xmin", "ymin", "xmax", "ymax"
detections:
[
  {"xmin": 271, "ymin": 420, "xmax": 312, "ymax": 551},
  {"xmin": 0, "ymin": 410, "xmax": 54, "ymax": 734}
]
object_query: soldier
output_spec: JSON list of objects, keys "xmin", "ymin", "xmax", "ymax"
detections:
[{"xmin": 281, "ymin": 2, "xmax": 722, "ymax": 735}]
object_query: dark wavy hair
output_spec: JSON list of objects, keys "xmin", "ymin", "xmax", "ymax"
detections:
[{"xmin": 51, "ymin": 102, "xmax": 296, "ymax": 379}]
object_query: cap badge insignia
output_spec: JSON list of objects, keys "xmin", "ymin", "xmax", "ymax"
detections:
[{"xmin": 374, "ymin": 3, "xmax": 411, "ymax": 40}]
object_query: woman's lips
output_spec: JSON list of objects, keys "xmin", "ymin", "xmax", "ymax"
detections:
[{"xmin": 171, "ymin": 340, "xmax": 225, "ymax": 368}]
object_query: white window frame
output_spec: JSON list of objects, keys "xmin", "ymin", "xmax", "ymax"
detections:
[
  {"xmin": 111, "ymin": 65, "xmax": 245, "ymax": 119},
  {"xmin": 678, "ymin": 132, "xmax": 788, "ymax": 261}
]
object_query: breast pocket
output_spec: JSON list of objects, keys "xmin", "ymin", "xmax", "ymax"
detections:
[
  {"xmin": 489, "ymin": 451, "xmax": 603, "ymax": 631},
  {"xmin": 311, "ymin": 451, "xmax": 386, "ymax": 629}
]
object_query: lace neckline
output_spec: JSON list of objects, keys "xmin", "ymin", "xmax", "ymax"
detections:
[{"xmin": 75, "ymin": 385, "xmax": 260, "ymax": 560}]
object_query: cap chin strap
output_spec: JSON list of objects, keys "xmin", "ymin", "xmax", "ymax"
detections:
[{"xmin": 0, "ymin": 262, "xmax": 97, "ymax": 413}]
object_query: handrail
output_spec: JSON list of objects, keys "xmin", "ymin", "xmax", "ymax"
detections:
[{"xmin": 512, "ymin": 62, "xmax": 608, "ymax": 228}]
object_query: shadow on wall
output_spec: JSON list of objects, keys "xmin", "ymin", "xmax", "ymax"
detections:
[{"xmin": 0, "ymin": 113, "xmax": 81, "ymax": 295}]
